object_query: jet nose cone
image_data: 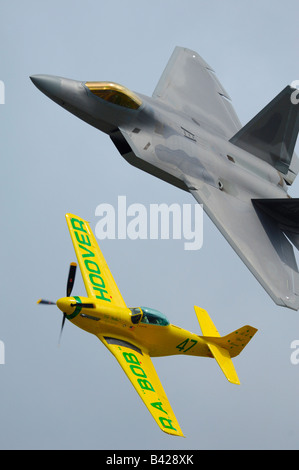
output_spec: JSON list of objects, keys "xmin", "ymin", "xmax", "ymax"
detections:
[
  {"xmin": 30, "ymin": 74, "xmax": 62, "ymax": 99},
  {"xmin": 30, "ymin": 74, "xmax": 86, "ymax": 112}
]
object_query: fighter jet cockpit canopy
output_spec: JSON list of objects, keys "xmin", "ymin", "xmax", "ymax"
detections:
[
  {"xmin": 129, "ymin": 307, "xmax": 170, "ymax": 326},
  {"xmin": 85, "ymin": 81, "xmax": 142, "ymax": 110}
]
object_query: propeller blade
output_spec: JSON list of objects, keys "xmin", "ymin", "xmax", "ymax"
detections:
[
  {"xmin": 70, "ymin": 302, "xmax": 94, "ymax": 308},
  {"xmin": 37, "ymin": 299, "xmax": 56, "ymax": 305},
  {"xmin": 66, "ymin": 262, "xmax": 77, "ymax": 297},
  {"xmin": 59, "ymin": 313, "xmax": 67, "ymax": 344}
]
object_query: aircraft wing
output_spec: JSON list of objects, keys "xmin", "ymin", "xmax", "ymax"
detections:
[
  {"xmin": 65, "ymin": 213, "xmax": 126, "ymax": 308},
  {"xmin": 97, "ymin": 334, "xmax": 184, "ymax": 437},
  {"xmin": 186, "ymin": 180, "xmax": 299, "ymax": 310},
  {"xmin": 152, "ymin": 46, "xmax": 241, "ymax": 139}
]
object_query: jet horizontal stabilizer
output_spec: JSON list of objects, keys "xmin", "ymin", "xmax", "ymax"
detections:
[{"xmin": 252, "ymin": 198, "xmax": 299, "ymax": 234}]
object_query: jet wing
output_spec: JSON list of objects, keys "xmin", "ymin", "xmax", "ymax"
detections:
[
  {"xmin": 186, "ymin": 179, "xmax": 299, "ymax": 310},
  {"xmin": 152, "ymin": 46, "xmax": 241, "ymax": 139},
  {"xmin": 98, "ymin": 335, "xmax": 184, "ymax": 437},
  {"xmin": 65, "ymin": 213, "xmax": 126, "ymax": 308}
]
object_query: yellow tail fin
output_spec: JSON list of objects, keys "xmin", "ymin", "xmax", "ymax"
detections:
[{"xmin": 194, "ymin": 306, "xmax": 257, "ymax": 385}]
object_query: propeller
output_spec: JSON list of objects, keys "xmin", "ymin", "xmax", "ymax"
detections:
[
  {"xmin": 37, "ymin": 299, "xmax": 56, "ymax": 305},
  {"xmin": 66, "ymin": 262, "xmax": 77, "ymax": 297},
  {"xmin": 71, "ymin": 302, "xmax": 94, "ymax": 308},
  {"xmin": 61, "ymin": 262, "xmax": 77, "ymax": 342},
  {"xmin": 37, "ymin": 262, "xmax": 77, "ymax": 343}
]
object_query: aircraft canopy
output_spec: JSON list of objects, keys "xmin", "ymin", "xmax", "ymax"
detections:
[
  {"xmin": 85, "ymin": 81, "xmax": 142, "ymax": 110},
  {"xmin": 129, "ymin": 307, "xmax": 170, "ymax": 326}
]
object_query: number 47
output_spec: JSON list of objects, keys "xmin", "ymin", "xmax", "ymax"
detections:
[{"xmin": 176, "ymin": 338, "xmax": 197, "ymax": 353}]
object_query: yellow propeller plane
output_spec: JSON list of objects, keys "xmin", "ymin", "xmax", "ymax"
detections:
[{"xmin": 38, "ymin": 213, "xmax": 257, "ymax": 437}]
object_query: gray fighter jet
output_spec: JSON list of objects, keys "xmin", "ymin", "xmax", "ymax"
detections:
[{"xmin": 31, "ymin": 46, "xmax": 299, "ymax": 310}]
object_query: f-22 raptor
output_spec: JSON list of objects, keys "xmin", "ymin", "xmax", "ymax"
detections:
[{"xmin": 31, "ymin": 46, "xmax": 299, "ymax": 310}]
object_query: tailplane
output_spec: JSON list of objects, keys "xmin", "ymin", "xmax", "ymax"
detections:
[
  {"xmin": 252, "ymin": 198, "xmax": 299, "ymax": 234},
  {"xmin": 194, "ymin": 306, "xmax": 257, "ymax": 385}
]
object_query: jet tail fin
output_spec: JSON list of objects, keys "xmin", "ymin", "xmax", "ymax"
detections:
[
  {"xmin": 194, "ymin": 306, "xmax": 257, "ymax": 385},
  {"xmin": 229, "ymin": 85, "xmax": 299, "ymax": 184}
]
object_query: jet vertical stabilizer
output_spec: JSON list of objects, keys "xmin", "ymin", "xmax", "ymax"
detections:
[{"xmin": 230, "ymin": 85, "xmax": 299, "ymax": 185}]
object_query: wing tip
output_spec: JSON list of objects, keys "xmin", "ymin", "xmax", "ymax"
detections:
[{"xmin": 162, "ymin": 427, "xmax": 185, "ymax": 438}]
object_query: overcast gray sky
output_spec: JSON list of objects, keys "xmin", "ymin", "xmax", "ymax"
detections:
[{"xmin": 1, "ymin": 0, "xmax": 299, "ymax": 450}]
